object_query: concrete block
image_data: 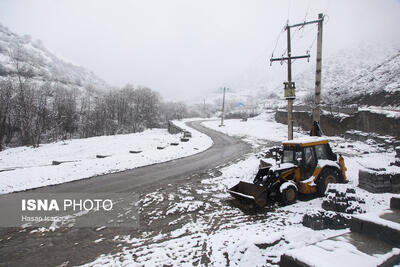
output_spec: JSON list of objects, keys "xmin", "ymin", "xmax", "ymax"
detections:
[
  {"xmin": 280, "ymin": 254, "xmax": 309, "ymax": 267},
  {"xmin": 390, "ymin": 197, "xmax": 400, "ymax": 210},
  {"xmin": 358, "ymin": 169, "xmax": 400, "ymax": 193},
  {"xmin": 302, "ymin": 210, "xmax": 351, "ymax": 230},
  {"xmin": 350, "ymin": 216, "xmax": 400, "ymax": 247}
]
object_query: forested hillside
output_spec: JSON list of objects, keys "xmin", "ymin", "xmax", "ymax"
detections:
[{"xmin": 0, "ymin": 24, "xmax": 191, "ymax": 150}]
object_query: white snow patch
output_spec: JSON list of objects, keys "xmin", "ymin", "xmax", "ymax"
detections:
[
  {"xmin": 0, "ymin": 122, "xmax": 212, "ymax": 194},
  {"xmin": 201, "ymin": 115, "xmax": 306, "ymax": 146}
]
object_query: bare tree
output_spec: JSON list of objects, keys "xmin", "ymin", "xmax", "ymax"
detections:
[{"xmin": 0, "ymin": 79, "xmax": 13, "ymax": 150}]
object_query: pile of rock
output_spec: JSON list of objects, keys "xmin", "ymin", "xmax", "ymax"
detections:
[
  {"xmin": 302, "ymin": 184, "xmax": 365, "ymax": 230},
  {"xmin": 358, "ymin": 168, "xmax": 400, "ymax": 193},
  {"xmin": 322, "ymin": 185, "xmax": 365, "ymax": 214},
  {"xmin": 180, "ymin": 131, "xmax": 192, "ymax": 142},
  {"xmin": 303, "ymin": 210, "xmax": 351, "ymax": 230}
]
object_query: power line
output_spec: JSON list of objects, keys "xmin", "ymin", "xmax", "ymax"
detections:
[
  {"xmin": 304, "ymin": 0, "xmax": 311, "ymax": 21},
  {"xmin": 271, "ymin": 25, "xmax": 286, "ymax": 58},
  {"xmin": 269, "ymin": 13, "xmax": 324, "ymax": 140}
]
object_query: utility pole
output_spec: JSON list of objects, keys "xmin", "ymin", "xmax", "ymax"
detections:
[
  {"xmin": 313, "ymin": 13, "xmax": 324, "ymax": 123},
  {"xmin": 270, "ymin": 13, "xmax": 323, "ymax": 140},
  {"xmin": 220, "ymin": 87, "xmax": 226, "ymax": 127},
  {"xmin": 286, "ymin": 25, "xmax": 294, "ymax": 140}
]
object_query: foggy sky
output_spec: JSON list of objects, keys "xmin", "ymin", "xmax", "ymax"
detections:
[{"xmin": 1, "ymin": 0, "xmax": 399, "ymax": 102}]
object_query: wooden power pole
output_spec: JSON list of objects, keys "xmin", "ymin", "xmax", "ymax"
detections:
[
  {"xmin": 220, "ymin": 87, "xmax": 226, "ymax": 127},
  {"xmin": 286, "ymin": 25, "xmax": 294, "ymax": 140},
  {"xmin": 313, "ymin": 13, "xmax": 324, "ymax": 123},
  {"xmin": 270, "ymin": 13, "xmax": 324, "ymax": 140}
]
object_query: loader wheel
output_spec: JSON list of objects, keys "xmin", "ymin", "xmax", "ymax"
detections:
[
  {"xmin": 317, "ymin": 171, "xmax": 338, "ymax": 196},
  {"xmin": 281, "ymin": 185, "xmax": 298, "ymax": 205}
]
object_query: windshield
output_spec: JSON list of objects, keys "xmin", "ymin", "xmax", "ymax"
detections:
[
  {"xmin": 282, "ymin": 147, "xmax": 302, "ymax": 164},
  {"xmin": 315, "ymin": 144, "xmax": 329, "ymax": 160},
  {"xmin": 282, "ymin": 149, "xmax": 294, "ymax": 163}
]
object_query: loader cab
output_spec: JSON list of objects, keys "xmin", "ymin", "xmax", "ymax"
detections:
[
  {"xmin": 282, "ymin": 138, "xmax": 336, "ymax": 181},
  {"xmin": 281, "ymin": 144, "xmax": 316, "ymax": 180},
  {"xmin": 281, "ymin": 145, "xmax": 303, "ymax": 165}
]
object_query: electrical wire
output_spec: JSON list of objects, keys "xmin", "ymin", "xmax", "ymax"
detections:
[
  {"xmin": 304, "ymin": 0, "xmax": 311, "ymax": 21},
  {"xmin": 271, "ymin": 25, "xmax": 286, "ymax": 58},
  {"xmin": 324, "ymin": 0, "xmax": 331, "ymax": 18},
  {"xmin": 323, "ymin": 14, "xmax": 330, "ymax": 25},
  {"xmin": 271, "ymin": 0, "xmax": 321, "ymax": 65}
]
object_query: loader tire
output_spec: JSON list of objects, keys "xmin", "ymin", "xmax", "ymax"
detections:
[
  {"xmin": 317, "ymin": 169, "xmax": 338, "ymax": 196},
  {"xmin": 281, "ymin": 185, "xmax": 298, "ymax": 205}
]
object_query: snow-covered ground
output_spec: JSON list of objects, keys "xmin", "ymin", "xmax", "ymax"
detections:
[
  {"xmin": 359, "ymin": 106, "xmax": 400, "ymax": 119},
  {"xmin": 80, "ymin": 114, "xmax": 398, "ymax": 266},
  {"xmin": 203, "ymin": 113, "xmax": 400, "ymax": 177},
  {"xmin": 202, "ymin": 112, "xmax": 304, "ymax": 147},
  {"xmin": 81, "ymin": 155, "xmax": 395, "ymax": 267},
  {"xmin": 0, "ymin": 119, "xmax": 212, "ymax": 194}
]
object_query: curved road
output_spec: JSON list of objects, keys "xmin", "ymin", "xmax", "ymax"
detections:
[
  {"xmin": 32, "ymin": 120, "xmax": 251, "ymax": 193},
  {"xmin": 0, "ymin": 120, "xmax": 251, "ymax": 267}
]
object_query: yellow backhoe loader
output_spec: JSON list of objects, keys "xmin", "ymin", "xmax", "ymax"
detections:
[{"xmin": 228, "ymin": 137, "xmax": 347, "ymax": 207}]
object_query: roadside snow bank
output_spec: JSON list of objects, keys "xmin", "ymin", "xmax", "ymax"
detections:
[
  {"xmin": 201, "ymin": 113, "xmax": 306, "ymax": 146},
  {"xmin": 0, "ymin": 121, "xmax": 212, "ymax": 194}
]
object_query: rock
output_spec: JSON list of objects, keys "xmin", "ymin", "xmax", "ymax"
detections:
[
  {"xmin": 390, "ymin": 160, "xmax": 400, "ymax": 167},
  {"xmin": 96, "ymin": 155, "xmax": 111, "ymax": 158},
  {"xmin": 183, "ymin": 131, "xmax": 192, "ymax": 138},
  {"xmin": 322, "ymin": 184, "xmax": 364, "ymax": 214},
  {"xmin": 302, "ymin": 209, "xmax": 351, "ymax": 230},
  {"xmin": 303, "ymin": 184, "xmax": 364, "ymax": 230}
]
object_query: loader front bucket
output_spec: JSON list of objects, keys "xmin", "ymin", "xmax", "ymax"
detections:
[{"xmin": 227, "ymin": 181, "xmax": 268, "ymax": 207}]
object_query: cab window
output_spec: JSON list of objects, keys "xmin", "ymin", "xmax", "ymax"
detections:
[
  {"xmin": 282, "ymin": 149, "xmax": 294, "ymax": 163},
  {"xmin": 295, "ymin": 151, "xmax": 302, "ymax": 163},
  {"xmin": 304, "ymin": 146, "xmax": 317, "ymax": 167},
  {"xmin": 315, "ymin": 144, "xmax": 329, "ymax": 160}
]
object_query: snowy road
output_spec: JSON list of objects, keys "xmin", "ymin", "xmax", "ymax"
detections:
[
  {"xmin": 0, "ymin": 120, "xmax": 251, "ymax": 267},
  {"xmin": 26, "ymin": 120, "xmax": 250, "ymax": 193}
]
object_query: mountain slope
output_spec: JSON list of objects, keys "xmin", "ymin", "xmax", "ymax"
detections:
[
  {"xmin": 0, "ymin": 23, "xmax": 106, "ymax": 90},
  {"xmin": 335, "ymin": 52, "xmax": 400, "ymax": 107},
  {"xmin": 293, "ymin": 42, "xmax": 400, "ymax": 107},
  {"xmin": 194, "ymin": 42, "xmax": 400, "ymax": 113}
]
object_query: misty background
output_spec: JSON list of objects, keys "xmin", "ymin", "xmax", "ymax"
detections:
[{"xmin": 1, "ymin": 0, "xmax": 399, "ymax": 102}]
